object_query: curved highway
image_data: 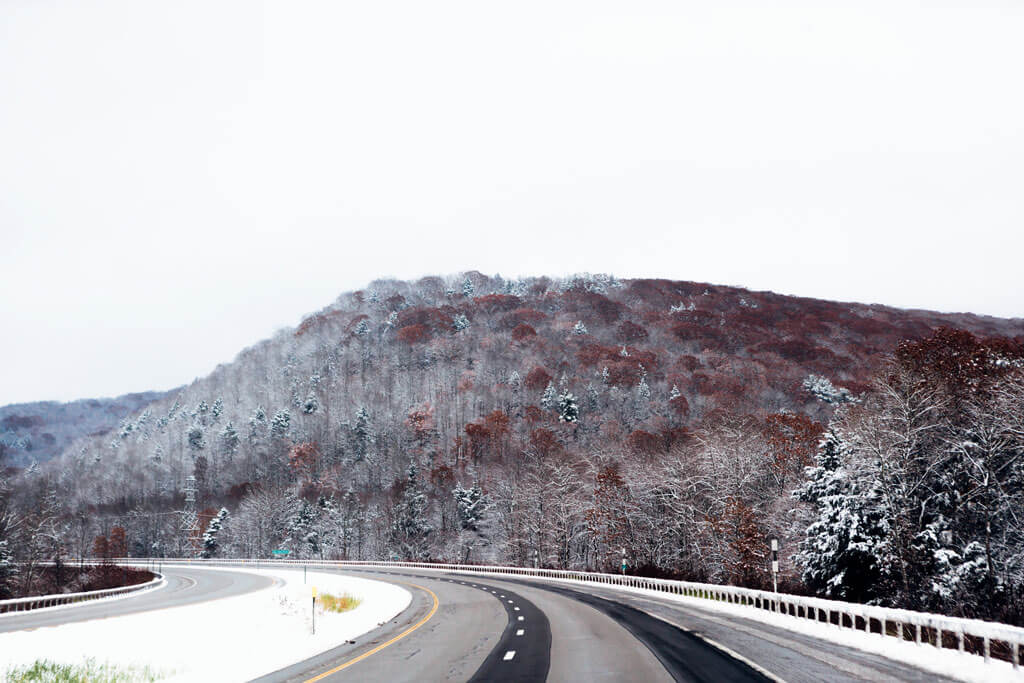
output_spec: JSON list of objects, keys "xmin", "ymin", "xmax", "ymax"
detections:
[
  {"xmin": 259, "ymin": 566, "xmax": 956, "ymax": 683},
  {"xmin": 0, "ymin": 565, "xmax": 274, "ymax": 634},
  {"xmin": 0, "ymin": 562, "xmax": 959, "ymax": 682}
]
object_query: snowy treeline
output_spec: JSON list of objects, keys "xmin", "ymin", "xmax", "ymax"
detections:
[
  {"xmin": 2, "ymin": 274, "xmax": 1024, "ymax": 623},
  {"xmin": 797, "ymin": 329, "xmax": 1024, "ymax": 622}
]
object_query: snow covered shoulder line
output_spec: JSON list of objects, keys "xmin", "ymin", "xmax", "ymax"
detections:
[{"xmin": 0, "ymin": 566, "xmax": 412, "ymax": 682}]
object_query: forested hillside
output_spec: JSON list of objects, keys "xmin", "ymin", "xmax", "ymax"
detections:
[
  {"xmin": 3, "ymin": 273, "xmax": 1024, "ymax": 621},
  {"xmin": 0, "ymin": 391, "xmax": 171, "ymax": 468}
]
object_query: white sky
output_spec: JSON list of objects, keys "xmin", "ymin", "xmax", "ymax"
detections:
[{"xmin": 1, "ymin": 1, "xmax": 1022, "ymax": 405}]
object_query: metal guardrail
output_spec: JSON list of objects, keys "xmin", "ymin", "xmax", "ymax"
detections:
[
  {"xmin": 0, "ymin": 566, "xmax": 163, "ymax": 615},
  {"xmin": 131, "ymin": 557, "xmax": 1024, "ymax": 669}
]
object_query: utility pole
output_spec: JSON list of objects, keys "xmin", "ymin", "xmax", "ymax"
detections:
[{"xmin": 770, "ymin": 538, "xmax": 779, "ymax": 593}]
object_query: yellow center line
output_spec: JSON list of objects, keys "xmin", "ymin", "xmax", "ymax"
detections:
[{"xmin": 303, "ymin": 579, "xmax": 440, "ymax": 682}]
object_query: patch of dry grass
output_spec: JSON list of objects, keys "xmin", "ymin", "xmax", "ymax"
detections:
[{"xmin": 318, "ymin": 592, "xmax": 361, "ymax": 614}]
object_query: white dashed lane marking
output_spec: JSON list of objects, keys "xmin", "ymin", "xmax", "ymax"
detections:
[
  {"xmin": 516, "ymin": 629, "xmax": 525, "ymax": 636},
  {"xmin": 503, "ymin": 651, "xmax": 516, "ymax": 661},
  {"xmin": 517, "ymin": 616, "xmax": 524, "ymax": 621}
]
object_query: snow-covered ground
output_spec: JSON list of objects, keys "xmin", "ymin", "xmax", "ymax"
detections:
[{"xmin": 0, "ymin": 566, "xmax": 411, "ymax": 682}]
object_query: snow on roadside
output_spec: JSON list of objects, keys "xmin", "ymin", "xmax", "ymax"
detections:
[{"xmin": 0, "ymin": 566, "xmax": 411, "ymax": 682}]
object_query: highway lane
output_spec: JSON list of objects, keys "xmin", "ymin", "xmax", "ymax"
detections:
[
  {"xmin": 271, "ymin": 567, "xmax": 762, "ymax": 683},
  {"xmin": 275, "ymin": 566, "xmax": 956, "ymax": 683},
  {"xmin": 462, "ymin": 574, "xmax": 957, "ymax": 683},
  {"xmin": 0, "ymin": 565, "xmax": 274, "ymax": 634},
  {"xmin": 257, "ymin": 568, "xmax": 512, "ymax": 682}
]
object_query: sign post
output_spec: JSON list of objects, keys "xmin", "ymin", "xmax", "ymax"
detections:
[
  {"xmin": 621, "ymin": 548, "xmax": 627, "ymax": 575},
  {"xmin": 312, "ymin": 585, "xmax": 317, "ymax": 635},
  {"xmin": 770, "ymin": 538, "xmax": 779, "ymax": 593}
]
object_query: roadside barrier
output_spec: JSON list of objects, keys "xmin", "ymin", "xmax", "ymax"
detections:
[{"xmin": 0, "ymin": 565, "xmax": 162, "ymax": 615}]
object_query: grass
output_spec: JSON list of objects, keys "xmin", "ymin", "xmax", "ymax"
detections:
[
  {"xmin": 4, "ymin": 658, "xmax": 166, "ymax": 682},
  {"xmin": 318, "ymin": 592, "xmax": 361, "ymax": 614}
]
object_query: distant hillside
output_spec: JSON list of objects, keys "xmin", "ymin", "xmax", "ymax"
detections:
[
  {"xmin": 19, "ymin": 272, "xmax": 1024, "ymax": 564},
  {"xmin": 0, "ymin": 391, "xmax": 172, "ymax": 467}
]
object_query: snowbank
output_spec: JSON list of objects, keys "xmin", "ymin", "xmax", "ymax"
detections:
[{"xmin": 0, "ymin": 566, "xmax": 411, "ymax": 682}]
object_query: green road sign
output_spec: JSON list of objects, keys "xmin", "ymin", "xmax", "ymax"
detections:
[{"xmin": 272, "ymin": 549, "xmax": 292, "ymax": 557}]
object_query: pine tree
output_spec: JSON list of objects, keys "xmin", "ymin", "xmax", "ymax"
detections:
[
  {"xmin": 669, "ymin": 385, "xmax": 681, "ymax": 401},
  {"xmin": 586, "ymin": 383, "xmax": 600, "ymax": 412},
  {"xmin": 794, "ymin": 428, "xmax": 892, "ymax": 603},
  {"xmin": 462, "ymin": 276, "xmax": 475, "ymax": 298},
  {"xmin": 219, "ymin": 422, "xmax": 239, "ymax": 459},
  {"xmin": 352, "ymin": 407, "xmax": 371, "ymax": 461},
  {"xmin": 573, "ymin": 321, "xmax": 588, "ymax": 335},
  {"xmin": 211, "ymin": 398, "xmax": 224, "ymax": 424},
  {"xmin": 454, "ymin": 484, "xmax": 488, "ymax": 531},
  {"xmin": 453, "ymin": 314, "xmax": 470, "ymax": 331},
  {"xmin": 302, "ymin": 391, "xmax": 319, "ymax": 415},
  {"xmin": 540, "ymin": 382, "xmax": 557, "ymax": 410},
  {"xmin": 637, "ymin": 376, "xmax": 651, "ymax": 401},
  {"xmin": 201, "ymin": 508, "xmax": 228, "ymax": 558},
  {"xmin": 391, "ymin": 465, "xmax": 432, "ymax": 560},
  {"xmin": 0, "ymin": 539, "xmax": 16, "ymax": 599},
  {"xmin": 270, "ymin": 409, "xmax": 291, "ymax": 439},
  {"xmin": 558, "ymin": 392, "xmax": 580, "ymax": 424},
  {"xmin": 187, "ymin": 425, "xmax": 206, "ymax": 456},
  {"xmin": 354, "ymin": 319, "xmax": 370, "ymax": 336},
  {"xmin": 248, "ymin": 406, "xmax": 267, "ymax": 440}
]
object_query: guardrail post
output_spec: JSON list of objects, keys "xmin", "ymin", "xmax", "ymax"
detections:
[{"xmin": 984, "ymin": 636, "xmax": 990, "ymax": 662}]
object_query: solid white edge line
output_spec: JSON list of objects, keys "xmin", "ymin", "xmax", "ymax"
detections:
[{"xmin": 642, "ymin": 609, "xmax": 786, "ymax": 683}]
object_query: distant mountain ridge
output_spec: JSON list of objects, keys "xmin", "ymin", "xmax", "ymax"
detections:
[{"xmin": 0, "ymin": 391, "xmax": 173, "ymax": 467}]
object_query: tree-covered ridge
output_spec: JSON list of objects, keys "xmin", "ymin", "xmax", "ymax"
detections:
[
  {"xmin": 0, "ymin": 391, "xmax": 172, "ymax": 468},
  {"xmin": 3, "ymin": 273, "xmax": 1024, "ymax": 621}
]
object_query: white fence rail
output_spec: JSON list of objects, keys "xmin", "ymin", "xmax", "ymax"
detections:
[
  {"xmin": 131, "ymin": 556, "xmax": 1024, "ymax": 669},
  {"xmin": 0, "ymin": 566, "xmax": 162, "ymax": 615}
]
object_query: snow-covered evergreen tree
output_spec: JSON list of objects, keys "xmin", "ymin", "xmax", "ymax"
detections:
[
  {"xmin": 453, "ymin": 314, "xmax": 470, "ymax": 331},
  {"xmin": 211, "ymin": 398, "xmax": 224, "ymax": 424},
  {"xmin": 352, "ymin": 407, "xmax": 371, "ymax": 461},
  {"xmin": 302, "ymin": 391, "xmax": 319, "ymax": 415},
  {"xmin": 572, "ymin": 321, "xmax": 588, "ymax": 335},
  {"xmin": 540, "ymin": 382, "xmax": 557, "ymax": 410},
  {"xmin": 669, "ymin": 385, "xmax": 681, "ymax": 401},
  {"xmin": 0, "ymin": 540, "xmax": 15, "ymax": 598},
  {"xmin": 354, "ymin": 319, "xmax": 370, "ymax": 336},
  {"xmin": 219, "ymin": 422, "xmax": 239, "ymax": 459},
  {"xmin": 187, "ymin": 425, "xmax": 206, "ymax": 456},
  {"xmin": 391, "ymin": 465, "xmax": 432, "ymax": 560},
  {"xmin": 454, "ymin": 484, "xmax": 488, "ymax": 531},
  {"xmin": 270, "ymin": 409, "xmax": 291, "ymax": 439},
  {"xmin": 201, "ymin": 507, "xmax": 229, "ymax": 558},
  {"xmin": 558, "ymin": 392, "xmax": 580, "ymax": 424},
  {"xmin": 462, "ymin": 276, "xmax": 475, "ymax": 298},
  {"xmin": 637, "ymin": 376, "xmax": 651, "ymax": 401},
  {"xmin": 794, "ymin": 428, "xmax": 892, "ymax": 603},
  {"xmin": 803, "ymin": 375, "xmax": 857, "ymax": 404}
]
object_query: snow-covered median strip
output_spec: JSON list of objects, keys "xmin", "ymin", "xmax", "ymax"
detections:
[{"xmin": 0, "ymin": 566, "xmax": 411, "ymax": 682}]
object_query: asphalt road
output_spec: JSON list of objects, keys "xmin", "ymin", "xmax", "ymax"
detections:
[
  {"xmin": 269, "ymin": 566, "xmax": 956, "ymax": 683},
  {"xmin": 0, "ymin": 563, "xmax": 959, "ymax": 682},
  {"xmin": 0, "ymin": 565, "xmax": 274, "ymax": 634}
]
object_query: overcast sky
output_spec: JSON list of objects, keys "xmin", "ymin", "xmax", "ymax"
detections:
[{"xmin": 1, "ymin": 1, "xmax": 1022, "ymax": 405}]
